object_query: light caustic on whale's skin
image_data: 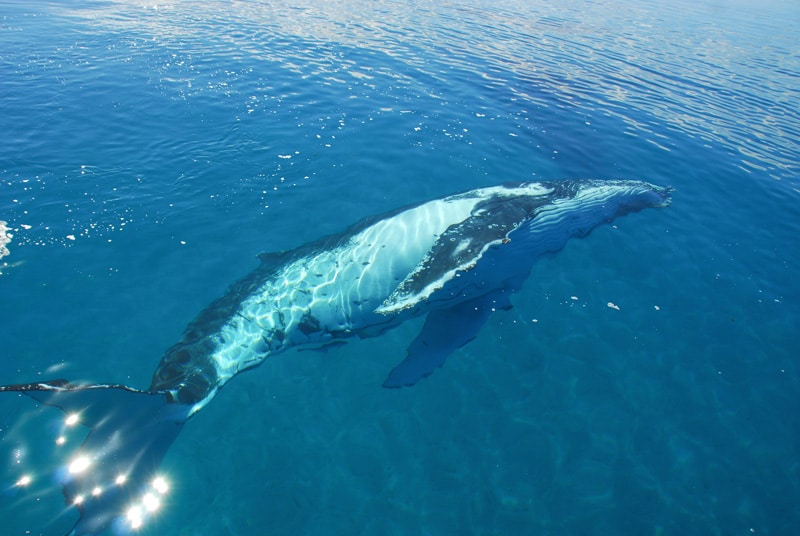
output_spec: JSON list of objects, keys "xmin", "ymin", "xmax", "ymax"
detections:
[{"xmin": 0, "ymin": 179, "xmax": 671, "ymax": 535}]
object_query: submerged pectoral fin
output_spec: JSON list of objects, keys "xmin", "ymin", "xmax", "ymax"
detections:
[
  {"xmin": 383, "ymin": 292, "xmax": 512, "ymax": 388},
  {"xmin": 0, "ymin": 380, "xmax": 190, "ymax": 536}
]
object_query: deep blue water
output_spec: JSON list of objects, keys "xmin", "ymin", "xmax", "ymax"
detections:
[{"xmin": 1, "ymin": 0, "xmax": 799, "ymax": 534}]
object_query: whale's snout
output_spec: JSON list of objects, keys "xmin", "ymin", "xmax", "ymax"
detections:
[{"xmin": 651, "ymin": 185, "xmax": 673, "ymax": 207}]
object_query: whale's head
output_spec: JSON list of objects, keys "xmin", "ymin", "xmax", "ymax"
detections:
[
  {"xmin": 567, "ymin": 179, "xmax": 672, "ymax": 221},
  {"xmin": 502, "ymin": 179, "xmax": 671, "ymax": 244}
]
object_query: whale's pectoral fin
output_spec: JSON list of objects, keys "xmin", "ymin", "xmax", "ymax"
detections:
[
  {"xmin": 383, "ymin": 291, "xmax": 513, "ymax": 388},
  {"xmin": 0, "ymin": 380, "xmax": 189, "ymax": 536}
]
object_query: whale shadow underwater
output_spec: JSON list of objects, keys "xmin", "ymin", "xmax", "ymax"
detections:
[{"xmin": 1, "ymin": 179, "xmax": 670, "ymax": 535}]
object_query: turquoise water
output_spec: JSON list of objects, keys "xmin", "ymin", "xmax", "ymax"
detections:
[{"xmin": 1, "ymin": 0, "xmax": 798, "ymax": 534}]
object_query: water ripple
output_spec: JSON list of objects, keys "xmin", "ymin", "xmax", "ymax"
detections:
[{"xmin": 36, "ymin": 0, "xmax": 797, "ymax": 189}]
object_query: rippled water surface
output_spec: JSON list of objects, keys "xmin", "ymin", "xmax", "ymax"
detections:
[{"xmin": 1, "ymin": 0, "xmax": 799, "ymax": 534}]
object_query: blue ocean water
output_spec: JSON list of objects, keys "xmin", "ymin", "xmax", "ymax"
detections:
[{"xmin": 1, "ymin": 0, "xmax": 798, "ymax": 534}]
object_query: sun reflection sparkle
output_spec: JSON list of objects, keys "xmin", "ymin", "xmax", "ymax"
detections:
[
  {"xmin": 152, "ymin": 476, "xmax": 169, "ymax": 494},
  {"xmin": 122, "ymin": 474, "xmax": 171, "ymax": 530},
  {"xmin": 64, "ymin": 413, "xmax": 80, "ymax": 426},
  {"xmin": 142, "ymin": 492, "xmax": 160, "ymax": 512},
  {"xmin": 68, "ymin": 455, "xmax": 91, "ymax": 475},
  {"xmin": 126, "ymin": 505, "xmax": 144, "ymax": 530}
]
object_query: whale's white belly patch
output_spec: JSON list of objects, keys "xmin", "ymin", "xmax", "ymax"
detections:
[{"xmin": 209, "ymin": 194, "xmax": 487, "ymax": 380}]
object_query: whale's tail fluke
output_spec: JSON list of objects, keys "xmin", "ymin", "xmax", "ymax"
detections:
[{"xmin": 0, "ymin": 380, "xmax": 190, "ymax": 536}]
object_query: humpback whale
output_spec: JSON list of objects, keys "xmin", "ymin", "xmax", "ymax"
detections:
[{"xmin": 1, "ymin": 179, "xmax": 670, "ymax": 535}]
